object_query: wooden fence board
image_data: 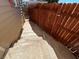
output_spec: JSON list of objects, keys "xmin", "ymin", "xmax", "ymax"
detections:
[{"xmin": 28, "ymin": 3, "xmax": 79, "ymax": 57}]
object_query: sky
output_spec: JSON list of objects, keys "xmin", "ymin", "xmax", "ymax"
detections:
[
  {"xmin": 59, "ymin": 0, "xmax": 79, "ymax": 3},
  {"xmin": 22, "ymin": 0, "xmax": 29, "ymax": 2},
  {"xmin": 22, "ymin": 0, "xmax": 79, "ymax": 3}
]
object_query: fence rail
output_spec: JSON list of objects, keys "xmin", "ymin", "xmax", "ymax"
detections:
[{"xmin": 28, "ymin": 3, "xmax": 79, "ymax": 57}]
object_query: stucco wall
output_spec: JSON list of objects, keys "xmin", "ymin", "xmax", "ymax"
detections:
[{"xmin": 0, "ymin": 0, "xmax": 23, "ymax": 58}]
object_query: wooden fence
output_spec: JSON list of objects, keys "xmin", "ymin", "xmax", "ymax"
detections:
[{"xmin": 28, "ymin": 3, "xmax": 79, "ymax": 57}]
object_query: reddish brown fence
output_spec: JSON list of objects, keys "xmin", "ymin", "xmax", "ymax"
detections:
[{"xmin": 28, "ymin": 3, "xmax": 79, "ymax": 57}]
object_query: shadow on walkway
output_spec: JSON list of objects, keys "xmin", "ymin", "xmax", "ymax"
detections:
[{"xmin": 29, "ymin": 20, "xmax": 76, "ymax": 59}]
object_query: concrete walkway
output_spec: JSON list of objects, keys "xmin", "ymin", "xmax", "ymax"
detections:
[{"xmin": 4, "ymin": 19, "xmax": 76, "ymax": 59}]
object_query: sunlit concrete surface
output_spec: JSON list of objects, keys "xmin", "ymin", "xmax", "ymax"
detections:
[{"xmin": 4, "ymin": 19, "xmax": 76, "ymax": 59}]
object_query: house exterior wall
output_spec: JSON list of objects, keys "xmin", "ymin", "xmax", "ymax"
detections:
[{"xmin": 0, "ymin": 0, "xmax": 23, "ymax": 58}]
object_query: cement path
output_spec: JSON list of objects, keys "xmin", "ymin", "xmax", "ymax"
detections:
[{"xmin": 4, "ymin": 19, "xmax": 76, "ymax": 59}]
